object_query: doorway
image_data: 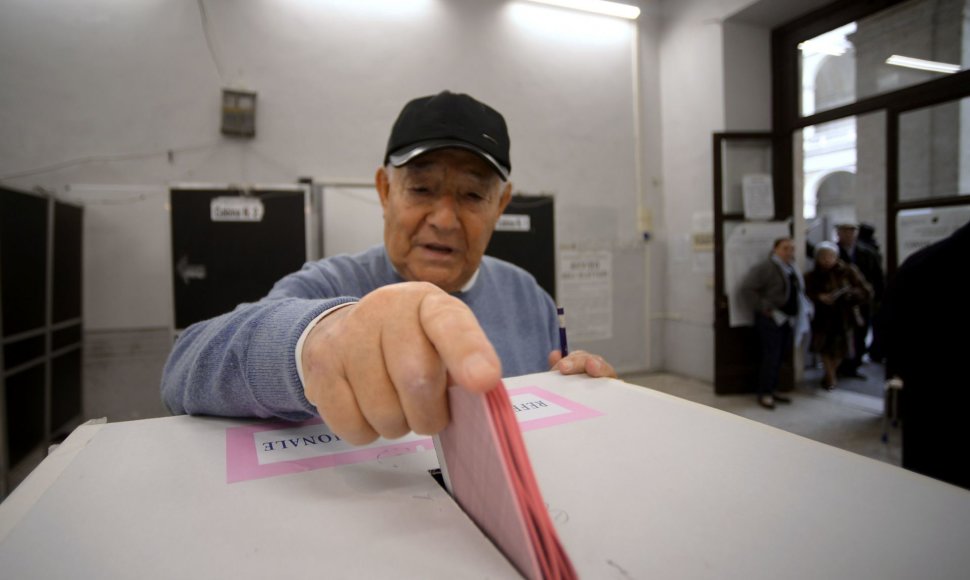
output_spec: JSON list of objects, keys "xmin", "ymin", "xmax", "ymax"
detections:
[
  {"xmin": 713, "ymin": 0, "xmax": 970, "ymax": 398},
  {"xmin": 795, "ymin": 110, "xmax": 888, "ymax": 399}
]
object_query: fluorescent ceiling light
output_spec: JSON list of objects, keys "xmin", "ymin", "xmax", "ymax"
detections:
[
  {"xmin": 886, "ymin": 54, "xmax": 960, "ymax": 74},
  {"xmin": 526, "ymin": 0, "xmax": 640, "ymax": 20}
]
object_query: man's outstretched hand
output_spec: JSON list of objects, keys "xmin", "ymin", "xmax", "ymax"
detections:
[{"xmin": 301, "ymin": 282, "xmax": 502, "ymax": 445}]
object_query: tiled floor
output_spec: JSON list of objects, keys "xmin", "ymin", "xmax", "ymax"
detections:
[{"xmin": 619, "ymin": 370, "xmax": 902, "ymax": 468}]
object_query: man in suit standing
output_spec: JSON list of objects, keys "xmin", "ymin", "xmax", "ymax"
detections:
[
  {"xmin": 835, "ymin": 223, "xmax": 884, "ymax": 378},
  {"xmin": 741, "ymin": 237, "xmax": 806, "ymax": 409}
]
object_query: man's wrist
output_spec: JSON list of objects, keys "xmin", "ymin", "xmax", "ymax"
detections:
[{"xmin": 295, "ymin": 302, "xmax": 357, "ymax": 387}]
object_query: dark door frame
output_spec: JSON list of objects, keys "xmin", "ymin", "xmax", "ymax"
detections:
[
  {"xmin": 713, "ymin": 0, "xmax": 970, "ymax": 395},
  {"xmin": 772, "ymin": 0, "xmax": 970, "ymax": 279},
  {"xmin": 712, "ymin": 132, "xmax": 793, "ymax": 395}
]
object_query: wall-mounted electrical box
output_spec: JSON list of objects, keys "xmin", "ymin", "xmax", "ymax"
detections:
[{"xmin": 221, "ymin": 89, "xmax": 257, "ymax": 138}]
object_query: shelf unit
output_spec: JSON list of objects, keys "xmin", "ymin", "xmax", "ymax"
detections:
[{"xmin": 1, "ymin": 186, "xmax": 83, "ymax": 499}]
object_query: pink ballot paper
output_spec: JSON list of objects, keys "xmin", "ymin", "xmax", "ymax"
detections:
[{"xmin": 433, "ymin": 382, "xmax": 577, "ymax": 580}]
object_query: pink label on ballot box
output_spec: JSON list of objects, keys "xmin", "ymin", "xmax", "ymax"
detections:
[{"xmin": 225, "ymin": 386, "xmax": 602, "ymax": 483}]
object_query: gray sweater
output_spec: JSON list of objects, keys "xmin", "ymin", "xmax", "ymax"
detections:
[{"xmin": 161, "ymin": 245, "xmax": 559, "ymax": 421}]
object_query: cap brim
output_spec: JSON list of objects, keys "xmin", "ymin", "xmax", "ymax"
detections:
[{"xmin": 388, "ymin": 140, "xmax": 509, "ymax": 180}]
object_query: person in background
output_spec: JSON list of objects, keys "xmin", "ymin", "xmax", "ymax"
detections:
[
  {"xmin": 857, "ymin": 222, "xmax": 887, "ymax": 362},
  {"xmin": 882, "ymin": 220, "xmax": 970, "ymax": 490},
  {"xmin": 804, "ymin": 241, "xmax": 872, "ymax": 391},
  {"xmin": 835, "ymin": 223, "xmax": 884, "ymax": 378},
  {"xmin": 740, "ymin": 237, "xmax": 810, "ymax": 410},
  {"xmin": 857, "ymin": 222, "xmax": 882, "ymax": 261},
  {"xmin": 161, "ymin": 91, "xmax": 616, "ymax": 445}
]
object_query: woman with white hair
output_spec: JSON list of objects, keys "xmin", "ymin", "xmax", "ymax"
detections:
[{"xmin": 803, "ymin": 241, "xmax": 873, "ymax": 390}]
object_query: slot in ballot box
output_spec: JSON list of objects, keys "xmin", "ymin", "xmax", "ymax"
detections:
[{"xmin": 1, "ymin": 372, "xmax": 969, "ymax": 579}]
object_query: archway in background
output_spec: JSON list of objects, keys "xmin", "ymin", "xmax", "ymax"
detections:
[
  {"xmin": 814, "ymin": 169, "xmax": 858, "ymax": 243},
  {"xmin": 815, "ymin": 53, "xmax": 856, "ymax": 112}
]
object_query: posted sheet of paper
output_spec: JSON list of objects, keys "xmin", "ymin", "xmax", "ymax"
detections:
[
  {"xmin": 559, "ymin": 250, "xmax": 613, "ymax": 342},
  {"xmin": 896, "ymin": 206, "xmax": 970, "ymax": 266},
  {"xmin": 742, "ymin": 174, "xmax": 774, "ymax": 220}
]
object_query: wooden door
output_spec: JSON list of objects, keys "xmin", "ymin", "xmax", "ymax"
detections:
[{"xmin": 713, "ymin": 132, "xmax": 794, "ymax": 394}]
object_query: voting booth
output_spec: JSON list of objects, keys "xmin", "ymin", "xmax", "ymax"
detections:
[
  {"xmin": 169, "ymin": 185, "xmax": 311, "ymax": 330},
  {"xmin": 486, "ymin": 194, "xmax": 556, "ymax": 301}
]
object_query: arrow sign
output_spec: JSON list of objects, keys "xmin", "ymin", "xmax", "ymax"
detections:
[{"xmin": 176, "ymin": 255, "xmax": 207, "ymax": 285}]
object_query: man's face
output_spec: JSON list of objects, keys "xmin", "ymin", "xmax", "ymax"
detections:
[
  {"xmin": 837, "ymin": 226, "xmax": 857, "ymax": 246},
  {"xmin": 774, "ymin": 239, "xmax": 795, "ymax": 264},
  {"xmin": 376, "ymin": 148, "xmax": 512, "ymax": 293}
]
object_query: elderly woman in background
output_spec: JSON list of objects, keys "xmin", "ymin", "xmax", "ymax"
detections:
[{"xmin": 804, "ymin": 241, "xmax": 873, "ymax": 390}]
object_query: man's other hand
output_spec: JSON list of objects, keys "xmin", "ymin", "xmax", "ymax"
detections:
[
  {"xmin": 548, "ymin": 350, "xmax": 617, "ymax": 379},
  {"xmin": 301, "ymin": 282, "xmax": 502, "ymax": 445}
]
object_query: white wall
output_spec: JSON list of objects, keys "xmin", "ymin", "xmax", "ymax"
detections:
[
  {"xmin": 635, "ymin": 5, "xmax": 667, "ymax": 370},
  {"xmin": 723, "ymin": 21, "xmax": 772, "ymax": 132},
  {"xmin": 654, "ymin": 0, "xmax": 831, "ymax": 382},
  {"xmin": 657, "ymin": 2, "xmax": 728, "ymax": 380},
  {"xmin": 0, "ymin": 0, "xmax": 840, "ymax": 386},
  {"xmin": 655, "ymin": 0, "xmax": 777, "ymax": 382},
  {"xmin": 0, "ymin": 0, "xmax": 657, "ymax": 373}
]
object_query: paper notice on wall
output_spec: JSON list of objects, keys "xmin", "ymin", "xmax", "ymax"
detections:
[
  {"xmin": 896, "ymin": 206, "xmax": 970, "ymax": 266},
  {"xmin": 742, "ymin": 174, "xmax": 774, "ymax": 220},
  {"xmin": 559, "ymin": 250, "xmax": 612, "ymax": 342},
  {"xmin": 725, "ymin": 221, "xmax": 790, "ymax": 327}
]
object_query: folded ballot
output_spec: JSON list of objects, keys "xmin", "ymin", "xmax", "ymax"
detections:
[{"xmin": 434, "ymin": 383, "xmax": 577, "ymax": 580}]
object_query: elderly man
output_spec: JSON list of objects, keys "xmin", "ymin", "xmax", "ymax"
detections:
[
  {"xmin": 162, "ymin": 91, "xmax": 615, "ymax": 444},
  {"xmin": 835, "ymin": 223, "xmax": 884, "ymax": 378},
  {"xmin": 740, "ymin": 237, "xmax": 807, "ymax": 409}
]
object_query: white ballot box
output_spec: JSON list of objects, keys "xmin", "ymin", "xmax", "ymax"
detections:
[{"xmin": 2, "ymin": 372, "xmax": 969, "ymax": 579}]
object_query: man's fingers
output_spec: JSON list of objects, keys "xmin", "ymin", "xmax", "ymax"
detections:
[
  {"xmin": 338, "ymin": 305, "xmax": 410, "ymax": 440},
  {"xmin": 548, "ymin": 350, "xmax": 563, "ymax": 368},
  {"xmin": 585, "ymin": 355, "xmax": 617, "ymax": 378},
  {"xmin": 302, "ymin": 307, "xmax": 380, "ymax": 444},
  {"xmin": 553, "ymin": 350, "xmax": 584, "ymax": 374},
  {"xmin": 304, "ymin": 282, "xmax": 501, "ymax": 444},
  {"xmin": 382, "ymin": 301, "xmax": 449, "ymax": 435},
  {"xmin": 553, "ymin": 350, "xmax": 618, "ymax": 379},
  {"xmin": 418, "ymin": 291, "xmax": 501, "ymax": 393},
  {"xmin": 346, "ymin": 343, "xmax": 410, "ymax": 440},
  {"xmin": 312, "ymin": 374, "xmax": 379, "ymax": 446}
]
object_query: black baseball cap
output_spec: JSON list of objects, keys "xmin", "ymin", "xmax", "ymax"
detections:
[{"xmin": 384, "ymin": 91, "xmax": 511, "ymax": 180}]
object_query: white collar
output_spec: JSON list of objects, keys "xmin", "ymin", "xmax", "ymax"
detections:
[
  {"xmin": 387, "ymin": 256, "xmax": 480, "ymax": 293},
  {"xmin": 459, "ymin": 268, "xmax": 480, "ymax": 293}
]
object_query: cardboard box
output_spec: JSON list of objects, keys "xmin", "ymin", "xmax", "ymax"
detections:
[{"xmin": 2, "ymin": 372, "xmax": 969, "ymax": 578}]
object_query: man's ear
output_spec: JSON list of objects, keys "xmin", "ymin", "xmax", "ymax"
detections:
[
  {"xmin": 497, "ymin": 181, "xmax": 512, "ymax": 214},
  {"xmin": 375, "ymin": 166, "xmax": 390, "ymax": 211}
]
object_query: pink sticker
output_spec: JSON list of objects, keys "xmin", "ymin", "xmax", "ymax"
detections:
[{"xmin": 225, "ymin": 386, "xmax": 602, "ymax": 483}]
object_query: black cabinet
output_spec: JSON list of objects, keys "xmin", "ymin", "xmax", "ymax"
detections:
[
  {"xmin": 486, "ymin": 194, "xmax": 556, "ymax": 301},
  {"xmin": 1, "ymin": 187, "xmax": 83, "ymax": 498}
]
